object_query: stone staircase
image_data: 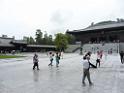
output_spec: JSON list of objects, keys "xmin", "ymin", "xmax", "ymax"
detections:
[
  {"xmin": 82, "ymin": 43, "xmax": 119, "ymax": 54},
  {"xmin": 65, "ymin": 45, "xmax": 80, "ymax": 53}
]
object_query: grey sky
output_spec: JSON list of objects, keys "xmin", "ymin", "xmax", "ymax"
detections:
[{"xmin": 0, "ymin": 0, "xmax": 124, "ymax": 39}]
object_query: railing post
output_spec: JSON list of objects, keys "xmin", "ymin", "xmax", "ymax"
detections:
[{"xmin": 80, "ymin": 42, "xmax": 83, "ymax": 55}]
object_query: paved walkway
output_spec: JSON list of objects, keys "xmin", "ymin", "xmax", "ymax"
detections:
[{"xmin": 0, "ymin": 53, "xmax": 124, "ymax": 93}]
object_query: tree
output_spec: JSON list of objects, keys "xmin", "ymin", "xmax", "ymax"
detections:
[
  {"xmin": 54, "ymin": 33, "xmax": 68, "ymax": 51},
  {"xmin": 23, "ymin": 36, "xmax": 28, "ymax": 41},
  {"xmin": 66, "ymin": 34, "xmax": 76, "ymax": 44},
  {"xmin": 23, "ymin": 36, "xmax": 35, "ymax": 44},
  {"xmin": 29, "ymin": 36, "xmax": 35, "ymax": 44},
  {"xmin": 23, "ymin": 36, "xmax": 30, "ymax": 44},
  {"xmin": 42, "ymin": 31, "xmax": 54, "ymax": 45},
  {"xmin": 48, "ymin": 35, "xmax": 54, "ymax": 45},
  {"xmin": 35, "ymin": 29, "xmax": 43, "ymax": 44},
  {"xmin": 42, "ymin": 31, "xmax": 49, "ymax": 44}
]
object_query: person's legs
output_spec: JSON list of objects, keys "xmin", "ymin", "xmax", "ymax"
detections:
[
  {"xmin": 82, "ymin": 69, "xmax": 87, "ymax": 84},
  {"xmin": 36, "ymin": 63, "xmax": 39, "ymax": 70},
  {"xmin": 98, "ymin": 62, "xmax": 100, "ymax": 67},
  {"xmin": 33, "ymin": 63, "xmax": 36, "ymax": 70},
  {"xmin": 86, "ymin": 70, "xmax": 92, "ymax": 84},
  {"xmin": 121, "ymin": 57, "xmax": 123, "ymax": 64},
  {"xmin": 56, "ymin": 59, "xmax": 60, "ymax": 67},
  {"xmin": 122, "ymin": 57, "xmax": 124, "ymax": 64},
  {"xmin": 96, "ymin": 61, "xmax": 98, "ymax": 67},
  {"xmin": 48, "ymin": 60, "xmax": 53, "ymax": 66},
  {"xmin": 50, "ymin": 60, "xmax": 53, "ymax": 66},
  {"xmin": 96, "ymin": 59, "xmax": 100, "ymax": 67},
  {"xmin": 58, "ymin": 60, "xmax": 59, "ymax": 64},
  {"xmin": 98, "ymin": 59, "xmax": 100, "ymax": 67},
  {"xmin": 56, "ymin": 61, "xmax": 59, "ymax": 67}
]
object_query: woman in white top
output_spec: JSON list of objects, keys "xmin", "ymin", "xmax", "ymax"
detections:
[{"xmin": 82, "ymin": 56, "xmax": 93, "ymax": 85}]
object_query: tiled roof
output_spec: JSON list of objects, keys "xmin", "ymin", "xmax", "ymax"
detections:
[
  {"xmin": 0, "ymin": 38, "xmax": 14, "ymax": 47},
  {"xmin": 12, "ymin": 40, "xmax": 27, "ymax": 44},
  {"xmin": 0, "ymin": 37, "xmax": 27, "ymax": 47},
  {"xmin": 0, "ymin": 44, "xmax": 14, "ymax": 47},
  {"xmin": 69, "ymin": 21, "xmax": 124, "ymax": 33}
]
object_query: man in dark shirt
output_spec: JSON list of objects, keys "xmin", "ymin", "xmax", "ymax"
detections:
[{"xmin": 33, "ymin": 53, "xmax": 39, "ymax": 70}]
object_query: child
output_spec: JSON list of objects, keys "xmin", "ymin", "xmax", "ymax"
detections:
[{"xmin": 48, "ymin": 53, "xmax": 54, "ymax": 66}]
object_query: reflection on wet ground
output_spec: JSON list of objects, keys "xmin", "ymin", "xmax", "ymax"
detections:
[
  {"xmin": 0, "ymin": 53, "xmax": 124, "ymax": 93},
  {"xmin": 33, "ymin": 70, "xmax": 39, "ymax": 82}
]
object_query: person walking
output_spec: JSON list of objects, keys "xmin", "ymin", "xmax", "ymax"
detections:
[
  {"xmin": 33, "ymin": 53, "xmax": 40, "ymax": 70},
  {"xmin": 48, "ymin": 52, "xmax": 54, "ymax": 66},
  {"xmin": 82, "ymin": 55, "xmax": 93, "ymax": 86},
  {"xmin": 96, "ymin": 53, "xmax": 101, "ymax": 67},
  {"xmin": 56, "ymin": 52, "xmax": 60, "ymax": 67},
  {"xmin": 120, "ymin": 51, "xmax": 124, "ymax": 64},
  {"xmin": 99, "ymin": 50, "xmax": 103, "ymax": 59},
  {"xmin": 96, "ymin": 58, "xmax": 100, "ymax": 68}
]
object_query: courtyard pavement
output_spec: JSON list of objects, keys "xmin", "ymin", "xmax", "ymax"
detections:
[{"xmin": 0, "ymin": 53, "xmax": 124, "ymax": 93}]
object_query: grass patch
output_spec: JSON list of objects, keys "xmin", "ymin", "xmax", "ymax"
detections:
[{"xmin": 0, "ymin": 55, "xmax": 26, "ymax": 59}]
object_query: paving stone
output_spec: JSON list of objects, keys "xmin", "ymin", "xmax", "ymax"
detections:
[{"xmin": 0, "ymin": 53, "xmax": 123, "ymax": 93}]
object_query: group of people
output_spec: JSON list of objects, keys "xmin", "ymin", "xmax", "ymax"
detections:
[
  {"xmin": 48, "ymin": 52, "xmax": 61, "ymax": 67},
  {"xmin": 82, "ymin": 50, "xmax": 124, "ymax": 86},
  {"xmin": 32, "ymin": 51, "xmax": 63, "ymax": 70},
  {"xmin": 32, "ymin": 50, "xmax": 102, "ymax": 86},
  {"xmin": 32, "ymin": 50, "xmax": 124, "ymax": 86}
]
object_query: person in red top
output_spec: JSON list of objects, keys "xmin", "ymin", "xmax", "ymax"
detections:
[
  {"xmin": 99, "ymin": 50, "xmax": 103, "ymax": 59},
  {"xmin": 97, "ymin": 51, "xmax": 100, "ymax": 56},
  {"xmin": 96, "ymin": 54, "xmax": 101, "ymax": 67}
]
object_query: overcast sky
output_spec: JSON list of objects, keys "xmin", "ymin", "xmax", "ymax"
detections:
[{"xmin": 0, "ymin": 0, "xmax": 124, "ymax": 39}]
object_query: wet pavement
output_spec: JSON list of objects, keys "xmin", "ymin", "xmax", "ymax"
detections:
[{"xmin": 0, "ymin": 53, "xmax": 124, "ymax": 93}]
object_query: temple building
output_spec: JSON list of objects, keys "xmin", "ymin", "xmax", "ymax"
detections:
[
  {"xmin": 0, "ymin": 35, "xmax": 55, "ymax": 53},
  {"xmin": 66, "ymin": 19, "xmax": 124, "ymax": 44}
]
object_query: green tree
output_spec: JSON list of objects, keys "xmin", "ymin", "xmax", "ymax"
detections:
[
  {"xmin": 42, "ymin": 32, "xmax": 54, "ymax": 45},
  {"xmin": 23, "ymin": 36, "xmax": 28, "ymax": 41},
  {"xmin": 35, "ymin": 29, "xmax": 43, "ymax": 44},
  {"xmin": 29, "ymin": 36, "xmax": 35, "ymax": 44},
  {"xmin": 42, "ymin": 31, "xmax": 48, "ymax": 44},
  {"xmin": 23, "ymin": 36, "xmax": 35, "ymax": 44},
  {"xmin": 66, "ymin": 34, "xmax": 76, "ymax": 44},
  {"xmin": 23, "ymin": 36, "xmax": 30, "ymax": 44},
  {"xmin": 54, "ymin": 33, "xmax": 68, "ymax": 51},
  {"xmin": 48, "ymin": 35, "xmax": 54, "ymax": 45}
]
